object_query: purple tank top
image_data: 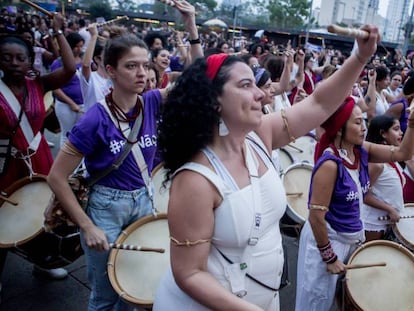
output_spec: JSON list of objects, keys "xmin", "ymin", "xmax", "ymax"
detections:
[{"xmin": 308, "ymin": 146, "xmax": 370, "ymax": 233}]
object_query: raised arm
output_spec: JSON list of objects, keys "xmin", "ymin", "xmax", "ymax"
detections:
[
  {"xmin": 272, "ymin": 49, "xmax": 295, "ymax": 95},
  {"xmin": 256, "ymin": 25, "xmax": 379, "ymax": 152},
  {"xmin": 40, "ymin": 13, "xmax": 76, "ymax": 91},
  {"xmin": 365, "ymin": 68, "xmax": 377, "ymax": 121},
  {"xmin": 81, "ymin": 23, "xmax": 98, "ymax": 82},
  {"xmin": 173, "ymin": 0, "xmax": 203, "ymax": 62}
]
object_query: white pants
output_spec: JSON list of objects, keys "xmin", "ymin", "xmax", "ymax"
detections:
[
  {"xmin": 55, "ymin": 99, "xmax": 84, "ymax": 147},
  {"xmin": 295, "ymin": 222, "xmax": 364, "ymax": 311}
]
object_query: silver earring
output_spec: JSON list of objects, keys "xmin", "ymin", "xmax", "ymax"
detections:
[{"xmin": 219, "ymin": 118, "xmax": 229, "ymax": 136}]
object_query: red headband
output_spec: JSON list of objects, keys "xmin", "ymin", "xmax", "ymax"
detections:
[
  {"xmin": 314, "ymin": 96, "xmax": 356, "ymax": 162},
  {"xmin": 206, "ymin": 53, "xmax": 229, "ymax": 81}
]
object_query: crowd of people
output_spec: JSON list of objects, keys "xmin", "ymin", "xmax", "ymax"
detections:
[{"xmin": 1, "ymin": 1, "xmax": 414, "ymax": 310}]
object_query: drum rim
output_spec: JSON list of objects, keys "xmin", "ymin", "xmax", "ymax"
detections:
[
  {"xmin": 0, "ymin": 175, "xmax": 49, "ymax": 248},
  {"xmin": 281, "ymin": 162, "xmax": 313, "ymax": 224},
  {"xmin": 107, "ymin": 213, "xmax": 168, "ymax": 307},
  {"xmin": 345, "ymin": 240, "xmax": 414, "ymax": 311},
  {"xmin": 392, "ymin": 204, "xmax": 414, "ymax": 251}
]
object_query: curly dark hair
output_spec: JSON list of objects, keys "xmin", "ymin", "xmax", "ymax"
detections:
[
  {"xmin": 158, "ymin": 55, "xmax": 244, "ymax": 182},
  {"xmin": 143, "ymin": 31, "xmax": 167, "ymax": 50}
]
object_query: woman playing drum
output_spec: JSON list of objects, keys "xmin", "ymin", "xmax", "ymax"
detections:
[
  {"xmin": 47, "ymin": 1, "xmax": 201, "ymax": 310},
  {"xmin": 295, "ymin": 97, "xmax": 414, "ymax": 311},
  {"xmin": 362, "ymin": 114, "xmax": 405, "ymax": 241},
  {"xmin": 153, "ymin": 25, "xmax": 379, "ymax": 310},
  {"xmin": 0, "ymin": 12, "xmax": 76, "ymax": 295}
]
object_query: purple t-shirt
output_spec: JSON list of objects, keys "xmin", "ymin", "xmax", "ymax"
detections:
[
  {"xmin": 309, "ymin": 146, "xmax": 370, "ymax": 233},
  {"xmin": 68, "ymin": 89, "xmax": 162, "ymax": 191},
  {"xmin": 50, "ymin": 59, "xmax": 83, "ymax": 106}
]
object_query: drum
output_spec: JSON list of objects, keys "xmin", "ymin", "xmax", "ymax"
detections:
[
  {"xmin": 0, "ymin": 176, "xmax": 83, "ymax": 268},
  {"xmin": 152, "ymin": 163, "xmax": 170, "ymax": 214},
  {"xmin": 283, "ymin": 134, "xmax": 317, "ymax": 165},
  {"xmin": 343, "ymin": 240, "xmax": 414, "ymax": 311},
  {"xmin": 43, "ymin": 91, "xmax": 61, "ymax": 133},
  {"xmin": 275, "ymin": 148, "xmax": 294, "ymax": 175},
  {"xmin": 280, "ymin": 162, "xmax": 313, "ymax": 237},
  {"xmin": 391, "ymin": 203, "xmax": 414, "ymax": 252},
  {"xmin": 108, "ymin": 214, "xmax": 170, "ymax": 308}
]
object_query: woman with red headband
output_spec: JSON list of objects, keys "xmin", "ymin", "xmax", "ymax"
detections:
[
  {"xmin": 154, "ymin": 25, "xmax": 380, "ymax": 310},
  {"xmin": 295, "ymin": 97, "xmax": 414, "ymax": 311}
]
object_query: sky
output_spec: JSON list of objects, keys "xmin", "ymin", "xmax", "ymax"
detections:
[{"xmin": 313, "ymin": 0, "xmax": 389, "ymax": 17}]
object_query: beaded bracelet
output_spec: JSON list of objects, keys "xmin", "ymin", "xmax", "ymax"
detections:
[{"xmin": 318, "ymin": 241, "xmax": 338, "ymax": 264}]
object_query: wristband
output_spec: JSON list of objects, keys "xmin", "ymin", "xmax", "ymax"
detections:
[
  {"xmin": 189, "ymin": 37, "xmax": 201, "ymax": 45},
  {"xmin": 53, "ymin": 30, "xmax": 63, "ymax": 37},
  {"xmin": 318, "ymin": 241, "xmax": 338, "ymax": 264}
]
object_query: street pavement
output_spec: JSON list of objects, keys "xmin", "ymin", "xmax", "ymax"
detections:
[{"xmin": 0, "ymin": 130, "xmax": 339, "ymax": 311}]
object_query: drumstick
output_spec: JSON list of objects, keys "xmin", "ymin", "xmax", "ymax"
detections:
[
  {"xmin": 109, "ymin": 243, "xmax": 165, "ymax": 253},
  {"xmin": 96, "ymin": 16, "xmax": 129, "ymax": 28},
  {"xmin": 286, "ymin": 143, "xmax": 303, "ymax": 153},
  {"xmin": 327, "ymin": 24, "xmax": 381, "ymax": 42},
  {"xmin": 378, "ymin": 214, "xmax": 414, "ymax": 221},
  {"xmin": 286, "ymin": 192, "xmax": 303, "ymax": 196},
  {"xmin": 345, "ymin": 262, "xmax": 386, "ymax": 270},
  {"xmin": 0, "ymin": 194, "xmax": 18, "ymax": 206},
  {"xmin": 20, "ymin": 0, "xmax": 54, "ymax": 18}
]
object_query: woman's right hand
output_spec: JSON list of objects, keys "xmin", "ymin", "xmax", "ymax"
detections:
[
  {"xmin": 82, "ymin": 224, "xmax": 110, "ymax": 251},
  {"xmin": 52, "ymin": 13, "xmax": 64, "ymax": 32},
  {"xmin": 69, "ymin": 102, "xmax": 81, "ymax": 112},
  {"xmin": 88, "ymin": 23, "xmax": 98, "ymax": 37},
  {"xmin": 388, "ymin": 208, "xmax": 400, "ymax": 223},
  {"xmin": 327, "ymin": 258, "xmax": 346, "ymax": 275},
  {"xmin": 356, "ymin": 25, "xmax": 379, "ymax": 61}
]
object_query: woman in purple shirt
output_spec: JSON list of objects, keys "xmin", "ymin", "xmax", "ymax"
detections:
[
  {"xmin": 295, "ymin": 97, "xmax": 414, "ymax": 311},
  {"xmin": 47, "ymin": 1, "xmax": 202, "ymax": 310}
]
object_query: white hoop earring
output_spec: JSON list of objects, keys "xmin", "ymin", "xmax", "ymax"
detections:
[{"xmin": 219, "ymin": 118, "xmax": 229, "ymax": 136}]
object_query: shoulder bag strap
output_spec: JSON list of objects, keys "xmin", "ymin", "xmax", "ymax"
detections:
[{"xmin": 86, "ymin": 99, "xmax": 143, "ymax": 187}]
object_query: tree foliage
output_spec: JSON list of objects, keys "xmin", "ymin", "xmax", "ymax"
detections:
[
  {"xmin": 264, "ymin": 0, "xmax": 311, "ymax": 30},
  {"xmin": 89, "ymin": 0, "xmax": 113, "ymax": 21}
]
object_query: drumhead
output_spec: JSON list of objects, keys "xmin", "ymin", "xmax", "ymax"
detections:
[
  {"xmin": 276, "ymin": 148, "xmax": 294, "ymax": 175},
  {"xmin": 44, "ymin": 91, "xmax": 54, "ymax": 111},
  {"xmin": 346, "ymin": 240, "xmax": 414, "ymax": 311},
  {"xmin": 283, "ymin": 134, "xmax": 316, "ymax": 165},
  {"xmin": 392, "ymin": 204, "xmax": 414, "ymax": 251},
  {"xmin": 108, "ymin": 214, "xmax": 170, "ymax": 307},
  {"xmin": 281, "ymin": 162, "xmax": 313, "ymax": 225},
  {"xmin": 152, "ymin": 164, "xmax": 170, "ymax": 214},
  {"xmin": 0, "ymin": 176, "xmax": 52, "ymax": 247}
]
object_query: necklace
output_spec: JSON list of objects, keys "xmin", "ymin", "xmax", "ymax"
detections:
[
  {"xmin": 105, "ymin": 91, "xmax": 143, "ymax": 144},
  {"xmin": 330, "ymin": 144, "xmax": 360, "ymax": 170}
]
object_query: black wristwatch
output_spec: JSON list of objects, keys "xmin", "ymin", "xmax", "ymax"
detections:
[
  {"xmin": 189, "ymin": 37, "xmax": 201, "ymax": 45},
  {"xmin": 53, "ymin": 30, "xmax": 63, "ymax": 37}
]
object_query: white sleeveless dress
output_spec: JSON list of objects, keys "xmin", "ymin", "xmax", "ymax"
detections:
[{"xmin": 153, "ymin": 135, "xmax": 286, "ymax": 310}]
